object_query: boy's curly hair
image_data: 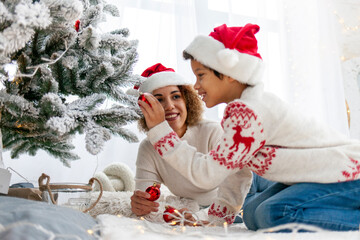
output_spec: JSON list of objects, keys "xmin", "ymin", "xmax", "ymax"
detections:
[{"xmin": 138, "ymin": 85, "xmax": 204, "ymax": 133}]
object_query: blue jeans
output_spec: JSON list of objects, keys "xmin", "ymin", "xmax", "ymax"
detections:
[
  {"xmin": 242, "ymin": 176, "xmax": 360, "ymax": 231},
  {"xmin": 234, "ymin": 173, "xmax": 275, "ymax": 223},
  {"xmin": 244, "ymin": 173, "xmax": 276, "ymax": 204}
]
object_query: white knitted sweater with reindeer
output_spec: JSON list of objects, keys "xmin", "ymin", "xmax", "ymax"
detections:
[{"xmin": 146, "ymin": 91, "xmax": 360, "ymax": 225}]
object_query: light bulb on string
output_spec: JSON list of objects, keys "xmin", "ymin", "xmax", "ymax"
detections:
[
  {"xmin": 136, "ymin": 225, "xmax": 145, "ymax": 234},
  {"xmin": 223, "ymin": 222, "xmax": 228, "ymax": 235},
  {"xmin": 333, "ymin": 11, "xmax": 360, "ymax": 33}
]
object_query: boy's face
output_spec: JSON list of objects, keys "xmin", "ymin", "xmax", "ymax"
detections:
[{"xmin": 191, "ymin": 60, "xmax": 233, "ymax": 108}]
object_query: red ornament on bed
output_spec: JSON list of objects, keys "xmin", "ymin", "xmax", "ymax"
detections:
[
  {"xmin": 145, "ymin": 183, "xmax": 160, "ymax": 201},
  {"xmin": 163, "ymin": 205, "xmax": 176, "ymax": 223}
]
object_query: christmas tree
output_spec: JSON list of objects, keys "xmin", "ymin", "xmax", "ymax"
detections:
[{"xmin": 0, "ymin": 0, "xmax": 141, "ymax": 167}]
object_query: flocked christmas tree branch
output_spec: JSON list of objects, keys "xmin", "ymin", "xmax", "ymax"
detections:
[{"xmin": 0, "ymin": 0, "xmax": 141, "ymax": 166}]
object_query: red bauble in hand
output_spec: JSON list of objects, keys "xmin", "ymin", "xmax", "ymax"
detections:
[
  {"xmin": 145, "ymin": 183, "xmax": 160, "ymax": 201},
  {"xmin": 163, "ymin": 205, "xmax": 176, "ymax": 223},
  {"xmin": 138, "ymin": 94, "xmax": 151, "ymax": 107}
]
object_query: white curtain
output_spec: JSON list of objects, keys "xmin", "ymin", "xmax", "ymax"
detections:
[
  {"xmin": 4, "ymin": 0, "xmax": 349, "ymax": 184},
  {"xmin": 104, "ymin": 0, "xmax": 348, "ymax": 130}
]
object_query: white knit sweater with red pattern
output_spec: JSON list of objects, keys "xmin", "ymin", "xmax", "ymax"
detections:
[
  {"xmin": 135, "ymin": 119, "xmax": 223, "ymax": 206},
  {"xmin": 147, "ymin": 91, "xmax": 360, "ymax": 225}
]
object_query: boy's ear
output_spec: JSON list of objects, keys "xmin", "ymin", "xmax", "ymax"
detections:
[{"xmin": 224, "ymin": 75, "xmax": 237, "ymax": 83}]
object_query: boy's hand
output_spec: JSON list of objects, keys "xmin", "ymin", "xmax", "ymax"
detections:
[
  {"xmin": 130, "ymin": 190, "xmax": 160, "ymax": 216},
  {"xmin": 138, "ymin": 93, "xmax": 165, "ymax": 129}
]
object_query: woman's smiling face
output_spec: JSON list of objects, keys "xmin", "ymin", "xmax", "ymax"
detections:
[{"xmin": 152, "ymin": 85, "xmax": 188, "ymax": 137}]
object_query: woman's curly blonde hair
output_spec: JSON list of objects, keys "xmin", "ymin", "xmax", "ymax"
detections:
[{"xmin": 138, "ymin": 85, "xmax": 204, "ymax": 132}]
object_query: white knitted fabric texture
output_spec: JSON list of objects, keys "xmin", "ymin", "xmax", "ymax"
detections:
[{"xmin": 89, "ymin": 188, "xmax": 202, "ymax": 222}]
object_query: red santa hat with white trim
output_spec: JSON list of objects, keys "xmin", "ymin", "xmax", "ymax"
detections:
[
  {"xmin": 127, "ymin": 63, "xmax": 192, "ymax": 97},
  {"xmin": 184, "ymin": 23, "xmax": 264, "ymax": 97}
]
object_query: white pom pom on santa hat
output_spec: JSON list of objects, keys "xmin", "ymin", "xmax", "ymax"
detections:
[{"xmin": 184, "ymin": 23, "xmax": 264, "ymax": 86}]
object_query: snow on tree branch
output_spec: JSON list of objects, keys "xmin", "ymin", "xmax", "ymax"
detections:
[{"xmin": 0, "ymin": 0, "xmax": 141, "ymax": 166}]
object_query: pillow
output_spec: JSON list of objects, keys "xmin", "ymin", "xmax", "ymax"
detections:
[{"xmin": 0, "ymin": 196, "xmax": 98, "ymax": 240}]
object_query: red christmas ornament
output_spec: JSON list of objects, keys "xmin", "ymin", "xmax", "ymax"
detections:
[
  {"xmin": 74, "ymin": 20, "xmax": 80, "ymax": 32},
  {"xmin": 163, "ymin": 205, "xmax": 176, "ymax": 223},
  {"xmin": 138, "ymin": 94, "xmax": 151, "ymax": 107},
  {"xmin": 145, "ymin": 183, "xmax": 160, "ymax": 201}
]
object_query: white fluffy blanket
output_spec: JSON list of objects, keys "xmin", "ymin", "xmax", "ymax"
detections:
[
  {"xmin": 89, "ymin": 188, "xmax": 204, "ymax": 222},
  {"xmin": 89, "ymin": 189, "xmax": 360, "ymax": 240},
  {"xmin": 96, "ymin": 214, "xmax": 359, "ymax": 240}
]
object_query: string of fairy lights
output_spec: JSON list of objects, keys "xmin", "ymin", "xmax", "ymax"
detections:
[
  {"xmin": 1, "ymin": 212, "xmax": 359, "ymax": 240},
  {"xmin": 333, "ymin": 9, "xmax": 360, "ymax": 63},
  {"xmin": 13, "ymin": 40, "xmax": 70, "ymax": 80},
  {"xmin": 333, "ymin": 7, "xmax": 360, "ymax": 128},
  {"xmin": 333, "ymin": 10, "xmax": 360, "ymax": 33},
  {"xmin": 92, "ymin": 212, "xmax": 360, "ymax": 239}
]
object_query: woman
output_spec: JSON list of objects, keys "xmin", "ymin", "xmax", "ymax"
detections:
[{"xmin": 130, "ymin": 63, "xmax": 223, "ymax": 217}]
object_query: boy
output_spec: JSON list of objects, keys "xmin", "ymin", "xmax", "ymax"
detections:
[{"xmin": 138, "ymin": 23, "xmax": 360, "ymax": 231}]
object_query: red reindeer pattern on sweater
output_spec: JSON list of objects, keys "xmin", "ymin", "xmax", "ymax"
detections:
[
  {"xmin": 229, "ymin": 125, "xmax": 255, "ymax": 153},
  {"xmin": 210, "ymin": 101, "xmax": 269, "ymax": 171}
]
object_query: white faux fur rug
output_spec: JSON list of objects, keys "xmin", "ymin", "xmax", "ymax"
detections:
[
  {"xmin": 89, "ymin": 190, "xmax": 360, "ymax": 240},
  {"xmin": 96, "ymin": 214, "xmax": 360, "ymax": 240}
]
